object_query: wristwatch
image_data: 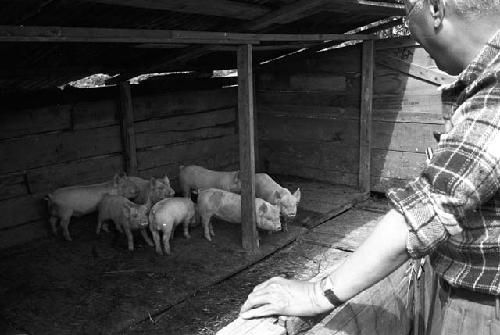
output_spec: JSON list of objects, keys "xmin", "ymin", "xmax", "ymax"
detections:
[{"xmin": 320, "ymin": 276, "xmax": 343, "ymax": 307}]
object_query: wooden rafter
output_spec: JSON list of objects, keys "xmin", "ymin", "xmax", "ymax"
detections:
[
  {"xmin": 83, "ymin": 0, "xmax": 270, "ymax": 20},
  {"xmin": 0, "ymin": 25, "xmax": 375, "ymax": 44},
  {"xmin": 107, "ymin": 0, "xmax": 345, "ymax": 83}
]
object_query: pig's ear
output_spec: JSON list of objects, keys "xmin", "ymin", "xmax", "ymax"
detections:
[
  {"xmin": 259, "ymin": 203, "xmax": 267, "ymax": 214},
  {"xmin": 293, "ymin": 188, "xmax": 301, "ymax": 202},
  {"xmin": 163, "ymin": 175, "xmax": 171, "ymax": 185}
]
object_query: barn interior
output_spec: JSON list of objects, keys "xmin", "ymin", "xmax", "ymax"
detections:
[{"xmin": 0, "ymin": 1, "xmax": 454, "ymax": 334}]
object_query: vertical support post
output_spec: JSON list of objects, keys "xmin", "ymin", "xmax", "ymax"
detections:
[
  {"xmin": 358, "ymin": 40, "xmax": 374, "ymax": 193},
  {"xmin": 237, "ymin": 44, "xmax": 259, "ymax": 251},
  {"xmin": 118, "ymin": 81, "xmax": 138, "ymax": 176}
]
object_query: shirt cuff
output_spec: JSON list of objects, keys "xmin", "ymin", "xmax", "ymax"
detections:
[{"xmin": 387, "ymin": 177, "xmax": 462, "ymax": 258}]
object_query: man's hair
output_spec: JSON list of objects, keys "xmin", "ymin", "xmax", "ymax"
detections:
[{"xmin": 452, "ymin": 0, "xmax": 500, "ymax": 17}]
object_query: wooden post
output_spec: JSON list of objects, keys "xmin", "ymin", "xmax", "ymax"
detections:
[
  {"xmin": 358, "ymin": 40, "xmax": 374, "ymax": 193},
  {"xmin": 237, "ymin": 44, "xmax": 259, "ymax": 251},
  {"xmin": 118, "ymin": 81, "xmax": 138, "ymax": 175}
]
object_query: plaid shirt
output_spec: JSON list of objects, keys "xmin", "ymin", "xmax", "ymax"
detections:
[{"xmin": 388, "ymin": 30, "xmax": 500, "ymax": 295}]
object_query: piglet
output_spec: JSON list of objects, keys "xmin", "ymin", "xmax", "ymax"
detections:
[
  {"xmin": 179, "ymin": 165, "xmax": 241, "ymax": 197},
  {"xmin": 96, "ymin": 194, "xmax": 153, "ymax": 251},
  {"xmin": 148, "ymin": 198, "xmax": 196, "ymax": 255},
  {"xmin": 46, "ymin": 174, "xmax": 139, "ymax": 241},
  {"xmin": 129, "ymin": 176, "xmax": 175, "ymax": 204},
  {"xmin": 197, "ymin": 188, "xmax": 281, "ymax": 242},
  {"xmin": 255, "ymin": 173, "xmax": 301, "ymax": 231}
]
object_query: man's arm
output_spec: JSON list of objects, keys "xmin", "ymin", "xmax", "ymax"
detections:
[{"xmin": 240, "ymin": 209, "xmax": 409, "ymax": 318}]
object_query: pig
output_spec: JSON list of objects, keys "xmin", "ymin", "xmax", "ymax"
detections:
[
  {"xmin": 148, "ymin": 198, "xmax": 197, "ymax": 255},
  {"xmin": 197, "ymin": 188, "xmax": 281, "ymax": 242},
  {"xmin": 255, "ymin": 173, "xmax": 301, "ymax": 231},
  {"xmin": 46, "ymin": 174, "xmax": 139, "ymax": 241},
  {"xmin": 129, "ymin": 176, "xmax": 175, "ymax": 204},
  {"xmin": 96, "ymin": 194, "xmax": 153, "ymax": 251},
  {"xmin": 179, "ymin": 165, "xmax": 241, "ymax": 197}
]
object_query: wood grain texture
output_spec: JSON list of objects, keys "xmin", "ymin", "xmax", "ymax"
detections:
[
  {"xmin": 238, "ymin": 44, "xmax": 258, "ymax": 251},
  {"xmin": 0, "ymin": 220, "xmax": 48, "ymax": 250},
  {"xmin": 0, "ymin": 194, "xmax": 47, "ymax": 230},
  {"xmin": 0, "ymin": 125, "xmax": 122, "ymax": 174},
  {"xmin": 0, "ymin": 173, "xmax": 29, "ymax": 200},
  {"xmin": 358, "ymin": 40, "xmax": 374, "ymax": 193},
  {"xmin": 119, "ymin": 82, "xmax": 138, "ymax": 175}
]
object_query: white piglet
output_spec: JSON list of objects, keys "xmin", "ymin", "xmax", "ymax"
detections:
[
  {"xmin": 46, "ymin": 174, "xmax": 139, "ymax": 241},
  {"xmin": 96, "ymin": 194, "xmax": 153, "ymax": 251},
  {"xmin": 148, "ymin": 198, "xmax": 197, "ymax": 255},
  {"xmin": 255, "ymin": 173, "xmax": 301, "ymax": 231},
  {"xmin": 197, "ymin": 188, "xmax": 281, "ymax": 242},
  {"xmin": 179, "ymin": 165, "xmax": 241, "ymax": 197}
]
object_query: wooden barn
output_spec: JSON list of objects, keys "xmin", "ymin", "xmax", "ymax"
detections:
[{"xmin": 0, "ymin": 1, "xmax": 454, "ymax": 334}]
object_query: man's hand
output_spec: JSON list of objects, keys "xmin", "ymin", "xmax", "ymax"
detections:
[{"xmin": 239, "ymin": 276, "xmax": 334, "ymax": 319}]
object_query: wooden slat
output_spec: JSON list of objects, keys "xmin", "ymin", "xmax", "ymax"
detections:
[
  {"xmin": 0, "ymin": 220, "xmax": 48, "ymax": 250},
  {"xmin": 135, "ymin": 107, "xmax": 236, "ymax": 149},
  {"xmin": 238, "ymin": 44, "xmax": 258, "ymax": 251},
  {"xmin": 358, "ymin": 40, "xmax": 374, "ymax": 193},
  {"xmin": 119, "ymin": 82, "xmax": 138, "ymax": 175},
  {"xmin": 0, "ymin": 125, "xmax": 122, "ymax": 174},
  {"xmin": 0, "ymin": 105, "xmax": 71, "ymax": 139},
  {"xmin": 84, "ymin": 0, "xmax": 270, "ymax": 20},
  {"xmin": 0, "ymin": 195, "xmax": 47, "ymax": 230},
  {"xmin": 377, "ymin": 54, "xmax": 455, "ymax": 85},
  {"xmin": 0, "ymin": 25, "xmax": 375, "ymax": 44},
  {"xmin": 27, "ymin": 154, "xmax": 123, "ymax": 194},
  {"xmin": 0, "ymin": 173, "xmax": 29, "ymax": 200},
  {"xmin": 137, "ymin": 135, "xmax": 238, "ymax": 171},
  {"xmin": 257, "ymin": 104, "xmax": 359, "ymax": 121}
]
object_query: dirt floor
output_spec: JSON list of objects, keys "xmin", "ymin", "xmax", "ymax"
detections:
[{"xmin": 0, "ymin": 176, "xmax": 375, "ymax": 335}]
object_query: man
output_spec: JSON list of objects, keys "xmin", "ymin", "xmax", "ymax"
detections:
[{"xmin": 240, "ymin": 0, "xmax": 500, "ymax": 333}]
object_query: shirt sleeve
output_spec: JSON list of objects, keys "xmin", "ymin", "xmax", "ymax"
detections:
[{"xmin": 387, "ymin": 101, "xmax": 500, "ymax": 258}]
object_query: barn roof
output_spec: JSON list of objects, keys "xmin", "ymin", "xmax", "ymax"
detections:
[{"xmin": 0, "ymin": 0, "xmax": 405, "ymax": 93}]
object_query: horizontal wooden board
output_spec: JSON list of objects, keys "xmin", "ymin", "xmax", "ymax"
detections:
[
  {"xmin": 0, "ymin": 125, "xmax": 122, "ymax": 174},
  {"xmin": 0, "ymin": 220, "xmax": 48, "ymax": 250},
  {"xmin": 0, "ymin": 173, "xmax": 28, "ymax": 200},
  {"xmin": 371, "ymin": 121, "xmax": 441, "ymax": 152},
  {"xmin": 371, "ymin": 175, "xmax": 409, "ymax": 193},
  {"xmin": 135, "ymin": 108, "xmax": 236, "ymax": 149},
  {"xmin": 72, "ymin": 99, "xmax": 118, "ymax": 129},
  {"xmin": 258, "ymin": 73, "xmax": 348, "ymax": 92},
  {"xmin": 371, "ymin": 149, "xmax": 426, "ymax": 181},
  {"xmin": 373, "ymin": 94, "xmax": 448, "ymax": 124},
  {"xmin": 27, "ymin": 154, "xmax": 123, "ymax": 194},
  {"xmin": 257, "ymin": 91, "xmax": 359, "ymax": 109},
  {"xmin": 0, "ymin": 194, "xmax": 47, "ymax": 230},
  {"xmin": 259, "ymin": 115, "xmax": 359, "ymax": 146},
  {"xmin": 133, "ymin": 88, "xmax": 237, "ymax": 122},
  {"xmin": 137, "ymin": 135, "xmax": 238, "ymax": 171},
  {"xmin": 257, "ymin": 104, "xmax": 359, "ymax": 121},
  {"xmin": 260, "ymin": 140, "xmax": 359, "ymax": 173},
  {"xmin": 0, "ymin": 105, "xmax": 72, "ymax": 139}
]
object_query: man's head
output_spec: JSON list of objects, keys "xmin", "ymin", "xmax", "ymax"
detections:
[{"xmin": 404, "ymin": 0, "xmax": 500, "ymax": 75}]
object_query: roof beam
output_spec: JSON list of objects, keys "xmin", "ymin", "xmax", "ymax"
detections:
[
  {"xmin": 83, "ymin": 0, "xmax": 270, "ymax": 20},
  {"xmin": 0, "ymin": 25, "xmax": 375, "ymax": 44},
  {"xmin": 107, "ymin": 0, "xmax": 345, "ymax": 83}
]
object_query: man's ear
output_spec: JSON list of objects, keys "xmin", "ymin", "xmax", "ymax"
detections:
[{"xmin": 429, "ymin": 0, "xmax": 445, "ymax": 29}]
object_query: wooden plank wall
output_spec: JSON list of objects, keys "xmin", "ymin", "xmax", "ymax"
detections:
[
  {"xmin": 256, "ymin": 36, "xmax": 449, "ymax": 192},
  {"xmin": 0, "ymin": 86, "xmax": 238, "ymax": 250}
]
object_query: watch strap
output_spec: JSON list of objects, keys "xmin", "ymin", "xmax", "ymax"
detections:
[{"xmin": 320, "ymin": 276, "xmax": 343, "ymax": 307}]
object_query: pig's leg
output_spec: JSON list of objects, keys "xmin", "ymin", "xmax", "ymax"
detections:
[
  {"xmin": 140, "ymin": 228, "xmax": 154, "ymax": 247},
  {"xmin": 150, "ymin": 227, "xmax": 163, "ymax": 255},
  {"xmin": 161, "ymin": 225, "xmax": 173, "ymax": 255},
  {"xmin": 49, "ymin": 216, "xmax": 59, "ymax": 235},
  {"xmin": 124, "ymin": 227, "xmax": 135, "ymax": 251},
  {"xmin": 201, "ymin": 215, "xmax": 212, "ymax": 241},
  {"xmin": 59, "ymin": 209, "xmax": 73, "ymax": 241},
  {"xmin": 209, "ymin": 222, "xmax": 215, "ymax": 237},
  {"xmin": 183, "ymin": 219, "xmax": 191, "ymax": 239},
  {"xmin": 96, "ymin": 213, "xmax": 104, "ymax": 234}
]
